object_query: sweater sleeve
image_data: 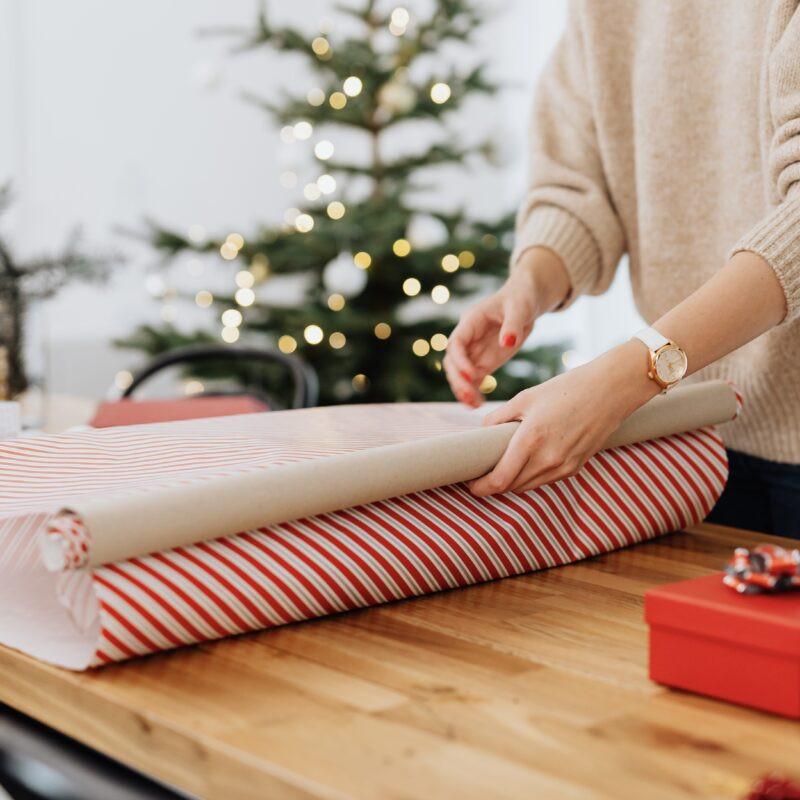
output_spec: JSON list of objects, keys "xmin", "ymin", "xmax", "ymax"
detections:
[
  {"xmin": 730, "ymin": 0, "xmax": 800, "ymax": 322},
  {"xmin": 512, "ymin": 0, "xmax": 626, "ymax": 307}
]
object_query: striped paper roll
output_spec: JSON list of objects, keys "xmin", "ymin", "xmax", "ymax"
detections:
[
  {"xmin": 0, "ymin": 396, "xmax": 731, "ymax": 669},
  {"xmin": 50, "ymin": 380, "xmax": 739, "ymax": 569}
]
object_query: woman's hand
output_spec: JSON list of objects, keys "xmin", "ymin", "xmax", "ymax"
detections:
[
  {"xmin": 444, "ymin": 247, "xmax": 571, "ymax": 407},
  {"xmin": 469, "ymin": 340, "xmax": 659, "ymax": 496}
]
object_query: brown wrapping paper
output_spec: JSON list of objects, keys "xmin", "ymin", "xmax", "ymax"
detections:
[{"xmin": 64, "ymin": 380, "xmax": 737, "ymax": 567}]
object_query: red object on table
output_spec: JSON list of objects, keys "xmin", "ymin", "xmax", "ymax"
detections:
[
  {"xmin": 90, "ymin": 396, "xmax": 268, "ymax": 428},
  {"xmin": 745, "ymin": 776, "xmax": 800, "ymax": 799},
  {"xmin": 645, "ymin": 573, "xmax": 800, "ymax": 718}
]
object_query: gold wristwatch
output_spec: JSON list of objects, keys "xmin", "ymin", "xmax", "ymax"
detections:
[{"xmin": 633, "ymin": 327, "xmax": 688, "ymax": 392}]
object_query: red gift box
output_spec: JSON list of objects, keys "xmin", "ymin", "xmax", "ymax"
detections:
[
  {"xmin": 645, "ymin": 573, "xmax": 800, "ymax": 717},
  {"xmin": 90, "ymin": 396, "xmax": 268, "ymax": 428}
]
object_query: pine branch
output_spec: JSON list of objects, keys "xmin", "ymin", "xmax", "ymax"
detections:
[{"xmin": 327, "ymin": 139, "xmax": 490, "ymax": 179}]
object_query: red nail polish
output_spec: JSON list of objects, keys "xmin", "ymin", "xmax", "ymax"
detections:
[
  {"xmin": 503, "ymin": 334, "xmax": 517, "ymax": 348},
  {"xmin": 459, "ymin": 370, "xmax": 471, "ymax": 382}
]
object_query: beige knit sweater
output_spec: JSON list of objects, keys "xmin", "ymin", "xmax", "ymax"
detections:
[{"xmin": 514, "ymin": 0, "xmax": 800, "ymax": 463}]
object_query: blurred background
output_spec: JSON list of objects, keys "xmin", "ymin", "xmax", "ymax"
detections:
[{"xmin": 0, "ymin": 0, "xmax": 643, "ymax": 433}]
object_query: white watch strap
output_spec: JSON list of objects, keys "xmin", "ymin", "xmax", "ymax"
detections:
[{"xmin": 633, "ymin": 326, "xmax": 669, "ymax": 352}]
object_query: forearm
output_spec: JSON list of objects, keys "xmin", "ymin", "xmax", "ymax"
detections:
[
  {"xmin": 598, "ymin": 251, "xmax": 787, "ymax": 415},
  {"xmin": 652, "ymin": 251, "xmax": 787, "ymax": 374}
]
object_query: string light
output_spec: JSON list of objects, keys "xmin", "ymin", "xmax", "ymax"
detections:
[
  {"xmin": 353, "ymin": 251, "xmax": 372, "ymax": 269},
  {"xmin": 329, "ymin": 92, "xmax": 347, "ymax": 109},
  {"xmin": 314, "ymin": 140, "xmax": 335, "ymax": 160},
  {"xmin": 458, "ymin": 250, "xmax": 476, "ymax": 268},
  {"xmin": 284, "ymin": 207, "xmax": 301, "ymax": 225},
  {"xmin": 235, "ymin": 287, "xmax": 255, "ymax": 306},
  {"xmin": 329, "ymin": 331, "xmax": 346, "ymax": 349},
  {"xmin": 188, "ymin": 224, "xmax": 206, "ymax": 243},
  {"xmin": 279, "ymin": 125, "xmax": 295, "ymax": 143},
  {"xmin": 327, "ymin": 201, "xmax": 345, "ymax": 219},
  {"xmin": 392, "ymin": 238, "xmax": 411, "ymax": 257},
  {"xmin": 430, "ymin": 82, "xmax": 451, "ymax": 104},
  {"xmin": 352, "ymin": 373, "xmax": 369, "ymax": 391},
  {"xmin": 389, "ymin": 9, "xmax": 409, "ymax": 36},
  {"xmin": 482, "ymin": 233, "xmax": 498, "ymax": 248},
  {"xmin": 431, "ymin": 284, "xmax": 450, "ymax": 304},
  {"xmin": 226, "ymin": 233, "xmax": 244, "ymax": 250},
  {"xmin": 327, "ymin": 293, "xmax": 345, "ymax": 311},
  {"xmin": 114, "ymin": 370, "xmax": 133, "ymax": 390},
  {"xmin": 562, "ymin": 350, "xmax": 581, "ymax": 369},
  {"xmin": 317, "ymin": 174, "xmax": 336, "ymax": 194},
  {"xmin": 184, "ymin": 379, "xmax": 204, "ymax": 396},
  {"xmin": 295, "ymin": 213, "xmax": 314, "ymax": 233},
  {"xmin": 412, "ymin": 338, "xmax": 430, "ymax": 356},
  {"xmin": 278, "ymin": 335, "xmax": 297, "ymax": 354},
  {"xmin": 343, "ymin": 76, "xmax": 362, "ymax": 97},
  {"xmin": 480, "ymin": 375, "xmax": 498, "ymax": 394},
  {"xmin": 235, "ymin": 270, "xmax": 255, "ymax": 288},
  {"xmin": 304, "ymin": 324, "xmax": 324, "ymax": 344},
  {"xmin": 220, "ymin": 242, "xmax": 238, "ymax": 260},
  {"xmin": 221, "ymin": 309, "xmax": 243, "ymax": 327},
  {"xmin": 311, "ymin": 37, "xmax": 330, "ymax": 56},
  {"xmin": 293, "ymin": 121, "xmax": 313, "ymax": 140},
  {"xmin": 221, "ymin": 326, "xmax": 240, "ymax": 343},
  {"xmin": 402, "ymin": 277, "xmax": 421, "ymax": 296},
  {"xmin": 374, "ymin": 322, "xmax": 392, "ymax": 339},
  {"xmin": 441, "ymin": 253, "xmax": 459, "ymax": 272},
  {"xmin": 250, "ymin": 254, "xmax": 270, "ymax": 281},
  {"xmin": 391, "ymin": 7, "xmax": 410, "ymax": 26},
  {"xmin": 195, "ymin": 290, "xmax": 213, "ymax": 308},
  {"xmin": 307, "ymin": 88, "xmax": 326, "ymax": 106},
  {"xmin": 279, "ymin": 170, "xmax": 297, "ymax": 188},
  {"xmin": 430, "ymin": 333, "xmax": 448, "ymax": 351},
  {"xmin": 304, "ymin": 183, "xmax": 322, "ymax": 201}
]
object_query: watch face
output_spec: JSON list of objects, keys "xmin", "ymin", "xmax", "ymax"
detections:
[{"xmin": 655, "ymin": 346, "xmax": 687, "ymax": 384}]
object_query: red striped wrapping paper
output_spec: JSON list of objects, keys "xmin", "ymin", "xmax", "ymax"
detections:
[{"xmin": 0, "ymin": 404, "xmax": 728, "ymax": 670}]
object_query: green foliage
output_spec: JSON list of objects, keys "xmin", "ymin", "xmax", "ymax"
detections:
[
  {"xmin": 0, "ymin": 184, "xmax": 112, "ymax": 396},
  {"xmin": 121, "ymin": 0, "xmax": 565, "ymax": 407}
]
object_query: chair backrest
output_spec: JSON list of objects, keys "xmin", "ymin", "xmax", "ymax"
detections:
[{"xmin": 121, "ymin": 345, "xmax": 319, "ymax": 410}]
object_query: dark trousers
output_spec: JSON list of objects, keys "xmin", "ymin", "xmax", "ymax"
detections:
[{"xmin": 707, "ymin": 450, "xmax": 800, "ymax": 538}]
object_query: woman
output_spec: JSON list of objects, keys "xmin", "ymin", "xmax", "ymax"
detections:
[{"xmin": 444, "ymin": 0, "xmax": 800, "ymax": 536}]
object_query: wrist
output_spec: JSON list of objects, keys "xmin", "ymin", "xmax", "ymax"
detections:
[
  {"xmin": 511, "ymin": 246, "xmax": 572, "ymax": 315},
  {"xmin": 593, "ymin": 340, "xmax": 662, "ymax": 416}
]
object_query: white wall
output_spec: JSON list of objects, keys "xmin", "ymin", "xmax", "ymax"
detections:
[{"xmin": 0, "ymin": 0, "xmax": 642, "ymax": 399}]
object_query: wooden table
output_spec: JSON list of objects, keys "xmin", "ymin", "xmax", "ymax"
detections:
[{"xmin": 1, "ymin": 523, "xmax": 798, "ymax": 800}]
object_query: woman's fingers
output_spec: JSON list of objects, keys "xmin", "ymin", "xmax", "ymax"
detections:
[
  {"xmin": 445, "ymin": 314, "xmax": 485, "ymax": 381},
  {"xmin": 443, "ymin": 356, "xmax": 481, "ymax": 407},
  {"xmin": 481, "ymin": 398, "xmax": 521, "ymax": 427},
  {"xmin": 498, "ymin": 297, "xmax": 529, "ymax": 350},
  {"xmin": 508, "ymin": 452, "xmax": 583, "ymax": 493},
  {"xmin": 445, "ymin": 336, "xmax": 478, "ymax": 387},
  {"xmin": 510, "ymin": 459, "xmax": 582, "ymax": 493},
  {"xmin": 469, "ymin": 420, "xmax": 537, "ymax": 496},
  {"xmin": 444, "ymin": 313, "xmax": 495, "ymax": 405}
]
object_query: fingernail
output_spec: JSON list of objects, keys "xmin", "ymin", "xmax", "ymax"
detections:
[
  {"xmin": 459, "ymin": 370, "xmax": 471, "ymax": 381},
  {"xmin": 502, "ymin": 334, "xmax": 517, "ymax": 348}
]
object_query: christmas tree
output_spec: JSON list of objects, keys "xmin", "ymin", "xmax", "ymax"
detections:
[
  {"xmin": 0, "ymin": 184, "xmax": 110, "ymax": 397},
  {"xmin": 122, "ymin": 0, "xmax": 563, "ymax": 406}
]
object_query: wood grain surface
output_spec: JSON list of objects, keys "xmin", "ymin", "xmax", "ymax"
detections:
[{"xmin": 1, "ymin": 523, "xmax": 798, "ymax": 800}]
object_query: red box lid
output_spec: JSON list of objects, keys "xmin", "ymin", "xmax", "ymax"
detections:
[{"xmin": 645, "ymin": 573, "xmax": 800, "ymax": 658}]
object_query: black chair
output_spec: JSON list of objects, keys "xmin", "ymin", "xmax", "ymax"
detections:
[{"xmin": 121, "ymin": 345, "xmax": 319, "ymax": 410}]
